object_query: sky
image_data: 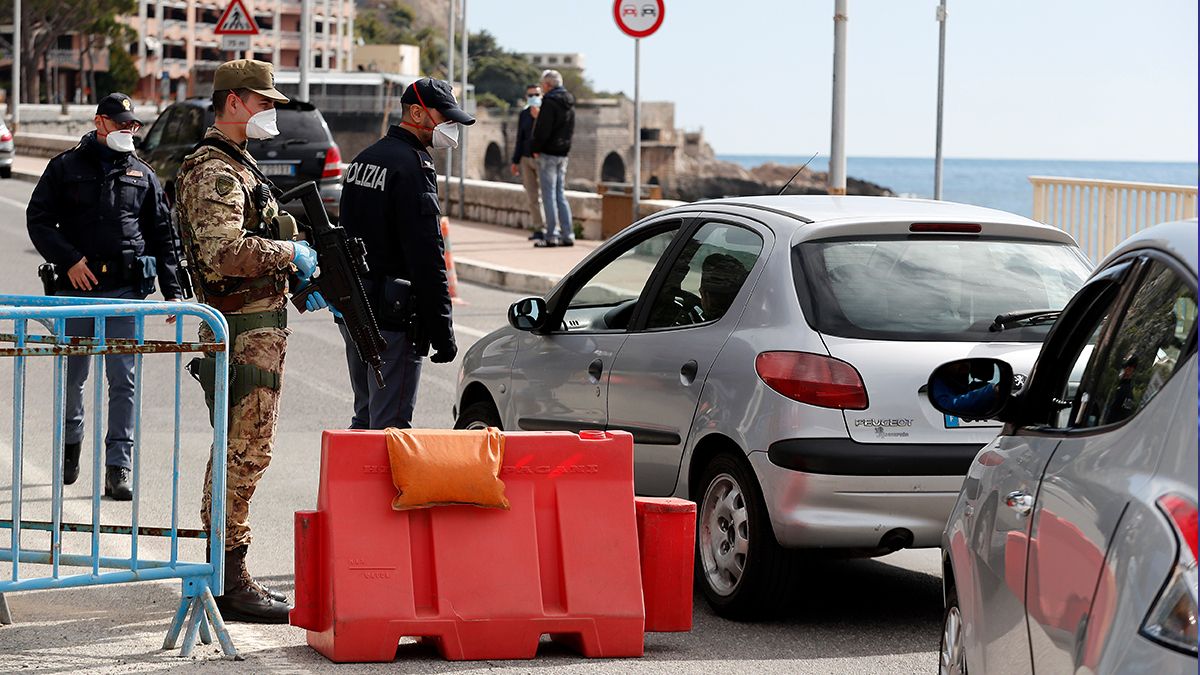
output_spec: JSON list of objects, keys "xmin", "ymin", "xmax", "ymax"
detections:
[{"xmin": 468, "ymin": 0, "xmax": 1198, "ymax": 163}]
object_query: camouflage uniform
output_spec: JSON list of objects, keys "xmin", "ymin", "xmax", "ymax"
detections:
[{"xmin": 176, "ymin": 126, "xmax": 294, "ymax": 550}]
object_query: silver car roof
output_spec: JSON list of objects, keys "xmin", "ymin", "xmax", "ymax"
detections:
[
  {"xmin": 699, "ymin": 195, "xmax": 1077, "ymax": 245},
  {"xmin": 1096, "ymin": 219, "xmax": 1198, "ymax": 276}
]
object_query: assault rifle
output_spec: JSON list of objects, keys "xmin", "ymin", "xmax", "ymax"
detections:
[{"xmin": 282, "ymin": 181, "xmax": 388, "ymax": 387}]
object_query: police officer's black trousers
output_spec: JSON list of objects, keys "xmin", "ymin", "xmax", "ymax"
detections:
[{"xmin": 339, "ymin": 323, "xmax": 423, "ymax": 430}]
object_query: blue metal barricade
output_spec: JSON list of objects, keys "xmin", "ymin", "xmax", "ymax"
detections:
[{"xmin": 0, "ymin": 294, "xmax": 237, "ymax": 659}]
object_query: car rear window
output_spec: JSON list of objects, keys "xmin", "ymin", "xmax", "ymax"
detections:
[{"xmin": 794, "ymin": 237, "xmax": 1092, "ymax": 342}]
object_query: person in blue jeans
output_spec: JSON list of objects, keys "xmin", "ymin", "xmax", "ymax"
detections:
[{"xmin": 530, "ymin": 69, "xmax": 576, "ymax": 247}]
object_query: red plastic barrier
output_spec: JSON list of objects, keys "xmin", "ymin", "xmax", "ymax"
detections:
[
  {"xmin": 635, "ymin": 497, "xmax": 696, "ymax": 632},
  {"xmin": 292, "ymin": 429, "xmax": 651, "ymax": 662}
]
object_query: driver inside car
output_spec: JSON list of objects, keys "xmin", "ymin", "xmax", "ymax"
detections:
[{"xmin": 698, "ymin": 253, "xmax": 748, "ymax": 322}]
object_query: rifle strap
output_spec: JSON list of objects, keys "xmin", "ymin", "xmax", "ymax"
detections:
[{"xmin": 192, "ymin": 138, "xmax": 283, "ymax": 200}]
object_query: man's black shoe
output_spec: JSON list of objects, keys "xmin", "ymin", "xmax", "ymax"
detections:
[
  {"xmin": 560, "ymin": 239, "xmax": 576, "ymax": 247},
  {"xmin": 104, "ymin": 466, "xmax": 133, "ymax": 501},
  {"xmin": 528, "ymin": 230, "xmax": 545, "ymax": 240},
  {"xmin": 216, "ymin": 545, "xmax": 291, "ymax": 624},
  {"xmin": 534, "ymin": 239, "xmax": 558, "ymax": 248},
  {"xmin": 63, "ymin": 441, "xmax": 81, "ymax": 485}
]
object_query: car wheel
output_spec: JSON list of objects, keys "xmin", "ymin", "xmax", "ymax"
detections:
[
  {"xmin": 0, "ymin": 166, "xmax": 11, "ymax": 179},
  {"xmin": 694, "ymin": 453, "xmax": 796, "ymax": 620},
  {"xmin": 939, "ymin": 587, "xmax": 967, "ymax": 675},
  {"xmin": 454, "ymin": 400, "xmax": 502, "ymax": 431}
]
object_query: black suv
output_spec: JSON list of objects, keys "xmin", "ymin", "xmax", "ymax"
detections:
[{"xmin": 137, "ymin": 98, "xmax": 343, "ymax": 220}]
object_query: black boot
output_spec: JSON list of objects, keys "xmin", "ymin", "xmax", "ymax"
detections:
[
  {"xmin": 206, "ymin": 538, "xmax": 288, "ymax": 600},
  {"xmin": 104, "ymin": 466, "xmax": 133, "ymax": 501},
  {"xmin": 63, "ymin": 442, "xmax": 81, "ymax": 485},
  {"xmin": 215, "ymin": 545, "xmax": 291, "ymax": 624}
]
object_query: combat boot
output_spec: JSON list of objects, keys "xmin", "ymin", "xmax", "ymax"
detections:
[
  {"xmin": 63, "ymin": 441, "xmax": 81, "ymax": 485},
  {"xmin": 214, "ymin": 545, "xmax": 291, "ymax": 624},
  {"xmin": 207, "ymin": 545, "xmax": 287, "ymax": 603}
]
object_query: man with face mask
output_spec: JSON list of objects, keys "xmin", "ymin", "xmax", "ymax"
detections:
[
  {"xmin": 27, "ymin": 92, "xmax": 182, "ymax": 502},
  {"xmin": 174, "ymin": 59, "xmax": 327, "ymax": 624},
  {"xmin": 336, "ymin": 77, "xmax": 474, "ymax": 430}
]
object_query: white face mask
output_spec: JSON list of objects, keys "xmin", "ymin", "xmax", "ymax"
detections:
[
  {"xmin": 526, "ymin": 95, "xmax": 542, "ymax": 108},
  {"xmin": 105, "ymin": 130, "xmax": 136, "ymax": 153},
  {"xmin": 246, "ymin": 108, "xmax": 280, "ymax": 140},
  {"xmin": 431, "ymin": 121, "xmax": 459, "ymax": 150}
]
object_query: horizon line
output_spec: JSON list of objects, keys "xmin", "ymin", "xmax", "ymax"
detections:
[{"xmin": 715, "ymin": 153, "xmax": 1199, "ymax": 166}]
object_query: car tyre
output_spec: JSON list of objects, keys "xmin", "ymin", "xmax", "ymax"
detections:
[
  {"xmin": 939, "ymin": 586, "xmax": 967, "ymax": 674},
  {"xmin": 694, "ymin": 453, "xmax": 797, "ymax": 620},
  {"xmin": 0, "ymin": 166, "xmax": 11, "ymax": 179},
  {"xmin": 454, "ymin": 400, "xmax": 502, "ymax": 431}
]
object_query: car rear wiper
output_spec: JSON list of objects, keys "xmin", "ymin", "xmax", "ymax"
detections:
[
  {"xmin": 989, "ymin": 309, "xmax": 1061, "ymax": 332},
  {"xmin": 261, "ymin": 136, "xmax": 308, "ymax": 147}
]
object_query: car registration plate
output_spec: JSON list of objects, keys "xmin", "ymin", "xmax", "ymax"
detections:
[
  {"xmin": 944, "ymin": 414, "xmax": 1001, "ymax": 429},
  {"xmin": 259, "ymin": 162, "xmax": 297, "ymax": 177}
]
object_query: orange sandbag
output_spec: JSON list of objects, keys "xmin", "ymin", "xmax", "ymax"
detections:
[{"xmin": 384, "ymin": 428, "xmax": 509, "ymax": 510}]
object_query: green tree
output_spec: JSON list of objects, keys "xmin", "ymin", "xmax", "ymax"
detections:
[
  {"xmin": 95, "ymin": 42, "xmax": 138, "ymax": 99},
  {"xmin": 471, "ymin": 53, "xmax": 539, "ymax": 107},
  {"xmin": 475, "ymin": 92, "xmax": 508, "ymax": 113},
  {"xmin": 18, "ymin": 0, "xmax": 136, "ymax": 103}
]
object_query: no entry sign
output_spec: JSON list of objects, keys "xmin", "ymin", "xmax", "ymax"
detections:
[{"xmin": 613, "ymin": 0, "xmax": 664, "ymax": 38}]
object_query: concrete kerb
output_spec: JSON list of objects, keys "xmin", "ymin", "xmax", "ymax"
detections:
[{"xmin": 455, "ymin": 257, "xmax": 561, "ymax": 296}]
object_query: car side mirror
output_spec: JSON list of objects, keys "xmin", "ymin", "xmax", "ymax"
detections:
[
  {"xmin": 508, "ymin": 296, "xmax": 549, "ymax": 332},
  {"xmin": 927, "ymin": 358, "xmax": 1014, "ymax": 422},
  {"xmin": 133, "ymin": 135, "xmax": 144, "ymax": 149}
]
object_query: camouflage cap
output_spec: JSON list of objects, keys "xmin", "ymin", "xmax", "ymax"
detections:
[{"xmin": 213, "ymin": 59, "xmax": 288, "ymax": 103}]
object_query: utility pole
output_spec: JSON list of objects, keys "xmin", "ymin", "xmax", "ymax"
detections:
[
  {"xmin": 828, "ymin": 0, "xmax": 848, "ymax": 196},
  {"xmin": 299, "ymin": 0, "xmax": 311, "ymax": 101},
  {"xmin": 444, "ymin": 0, "xmax": 455, "ymax": 202},
  {"xmin": 11, "ymin": 0, "xmax": 20, "ymax": 130},
  {"xmin": 934, "ymin": 0, "xmax": 947, "ymax": 200},
  {"xmin": 632, "ymin": 37, "xmax": 641, "ymax": 219},
  {"xmin": 457, "ymin": 0, "xmax": 467, "ymax": 219}
]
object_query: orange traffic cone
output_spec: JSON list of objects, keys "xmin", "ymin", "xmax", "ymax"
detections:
[{"xmin": 441, "ymin": 216, "xmax": 467, "ymax": 305}]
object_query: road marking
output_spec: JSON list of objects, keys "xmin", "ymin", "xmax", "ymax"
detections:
[{"xmin": 0, "ymin": 194, "xmax": 28, "ymax": 211}]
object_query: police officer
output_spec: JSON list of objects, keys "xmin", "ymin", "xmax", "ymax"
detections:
[
  {"xmin": 26, "ymin": 93, "xmax": 182, "ymax": 501},
  {"xmin": 337, "ymin": 78, "xmax": 474, "ymax": 429},
  {"xmin": 174, "ymin": 59, "xmax": 328, "ymax": 623}
]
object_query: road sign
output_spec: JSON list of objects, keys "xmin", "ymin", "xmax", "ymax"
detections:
[
  {"xmin": 613, "ymin": 0, "xmax": 664, "ymax": 38},
  {"xmin": 221, "ymin": 35, "xmax": 251, "ymax": 51},
  {"xmin": 214, "ymin": 0, "xmax": 259, "ymax": 35}
]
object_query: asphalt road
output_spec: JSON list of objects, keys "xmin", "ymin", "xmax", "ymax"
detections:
[{"xmin": 0, "ymin": 178, "xmax": 943, "ymax": 673}]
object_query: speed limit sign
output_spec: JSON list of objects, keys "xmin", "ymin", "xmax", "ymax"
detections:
[{"xmin": 613, "ymin": 0, "xmax": 664, "ymax": 38}]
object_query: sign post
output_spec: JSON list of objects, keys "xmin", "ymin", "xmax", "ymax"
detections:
[
  {"xmin": 214, "ymin": 0, "xmax": 259, "ymax": 59},
  {"xmin": 613, "ymin": 0, "xmax": 664, "ymax": 221}
]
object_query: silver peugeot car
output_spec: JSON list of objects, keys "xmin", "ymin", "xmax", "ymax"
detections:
[
  {"xmin": 929, "ymin": 219, "xmax": 1198, "ymax": 674},
  {"xmin": 455, "ymin": 196, "xmax": 1091, "ymax": 619}
]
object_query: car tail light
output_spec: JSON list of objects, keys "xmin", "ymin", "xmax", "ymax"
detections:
[
  {"xmin": 755, "ymin": 351, "xmax": 868, "ymax": 410},
  {"xmin": 909, "ymin": 222, "xmax": 982, "ymax": 233},
  {"xmin": 322, "ymin": 144, "xmax": 342, "ymax": 179},
  {"xmin": 1140, "ymin": 493, "xmax": 1198, "ymax": 654},
  {"xmin": 0, "ymin": 131, "xmax": 12, "ymax": 142}
]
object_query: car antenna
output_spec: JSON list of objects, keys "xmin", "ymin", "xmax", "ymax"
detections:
[{"xmin": 776, "ymin": 152, "xmax": 820, "ymax": 196}]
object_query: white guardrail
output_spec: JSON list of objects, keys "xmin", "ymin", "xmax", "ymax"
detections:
[{"xmin": 1031, "ymin": 176, "xmax": 1197, "ymax": 261}]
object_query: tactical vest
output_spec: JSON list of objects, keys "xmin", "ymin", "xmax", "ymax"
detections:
[{"xmin": 176, "ymin": 140, "xmax": 290, "ymax": 313}]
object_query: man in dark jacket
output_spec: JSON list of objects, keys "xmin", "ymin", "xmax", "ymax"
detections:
[
  {"xmin": 530, "ymin": 69, "xmax": 576, "ymax": 247},
  {"xmin": 510, "ymin": 83, "xmax": 545, "ymax": 239},
  {"xmin": 336, "ymin": 78, "xmax": 474, "ymax": 429},
  {"xmin": 26, "ymin": 93, "xmax": 182, "ymax": 500}
]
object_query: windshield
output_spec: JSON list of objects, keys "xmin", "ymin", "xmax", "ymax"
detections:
[{"xmin": 795, "ymin": 237, "xmax": 1092, "ymax": 342}]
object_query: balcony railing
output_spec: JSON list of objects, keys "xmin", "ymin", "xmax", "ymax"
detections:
[{"xmin": 1030, "ymin": 176, "xmax": 1197, "ymax": 261}]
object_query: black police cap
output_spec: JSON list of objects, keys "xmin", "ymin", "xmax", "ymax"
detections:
[
  {"xmin": 96, "ymin": 93, "xmax": 142, "ymax": 125},
  {"xmin": 400, "ymin": 78, "xmax": 475, "ymax": 125}
]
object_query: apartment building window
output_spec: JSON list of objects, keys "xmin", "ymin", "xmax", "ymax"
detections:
[
  {"xmin": 256, "ymin": 15, "xmax": 273, "ymax": 30},
  {"xmin": 199, "ymin": 8, "xmax": 219, "ymax": 24},
  {"xmin": 315, "ymin": 21, "xmax": 324, "ymax": 34},
  {"xmin": 57, "ymin": 35, "xmax": 73, "ymax": 49},
  {"xmin": 548, "ymin": 56, "xmax": 558, "ymax": 64},
  {"xmin": 563, "ymin": 56, "xmax": 573, "ymax": 65},
  {"xmin": 313, "ymin": 52, "xmax": 322, "ymax": 68},
  {"xmin": 145, "ymin": 2, "xmax": 156, "ymax": 19},
  {"xmin": 164, "ymin": 6, "xmax": 187, "ymax": 22}
]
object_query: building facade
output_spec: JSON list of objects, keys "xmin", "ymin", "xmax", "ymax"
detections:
[
  {"xmin": 522, "ymin": 52, "xmax": 587, "ymax": 72},
  {"xmin": 123, "ymin": 0, "xmax": 356, "ymax": 101}
]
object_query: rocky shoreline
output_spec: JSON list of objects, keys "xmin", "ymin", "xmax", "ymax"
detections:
[{"xmin": 671, "ymin": 142, "xmax": 895, "ymax": 202}]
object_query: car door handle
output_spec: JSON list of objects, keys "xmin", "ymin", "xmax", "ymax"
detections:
[
  {"xmin": 587, "ymin": 358, "xmax": 604, "ymax": 383},
  {"xmin": 680, "ymin": 360, "xmax": 699, "ymax": 385},
  {"xmin": 1005, "ymin": 491, "xmax": 1034, "ymax": 516}
]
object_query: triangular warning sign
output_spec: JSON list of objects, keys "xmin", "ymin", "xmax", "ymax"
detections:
[{"xmin": 214, "ymin": 0, "xmax": 259, "ymax": 35}]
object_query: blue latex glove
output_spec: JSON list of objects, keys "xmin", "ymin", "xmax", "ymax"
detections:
[
  {"xmin": 329, "ymin": 304, "xmax": 343, "ymax": 320},
  {"xmin": 292, "ymin": 241, "xmax": 318, "ymax": 279},
  {"xmin": 305, "ymin": 289, "xmax": 329, "ymax": 312}
]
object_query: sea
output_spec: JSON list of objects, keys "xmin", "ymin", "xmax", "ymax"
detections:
[{"xmin": 717, "ymin": 155, "xmax": 1199, "ymax": 219}]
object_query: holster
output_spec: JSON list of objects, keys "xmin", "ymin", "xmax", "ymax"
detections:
[{"xmin": 187, "ymin": 309, "xmax": 287, "ymax": 427}]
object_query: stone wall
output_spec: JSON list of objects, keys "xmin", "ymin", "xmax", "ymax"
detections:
[{"xmin": 437, "ymin": 175, "xmax": 685, "ymax": 240}]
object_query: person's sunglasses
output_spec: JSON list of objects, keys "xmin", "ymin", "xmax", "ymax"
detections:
[{"xmin": 104, "ymin": 117, "xmax": 143, "ymax": 133}]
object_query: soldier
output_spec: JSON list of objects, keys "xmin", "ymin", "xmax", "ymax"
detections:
[
  {"xmin": 336, "ymin": 77, "xmax": 473, "ymax": 429},
  {"xmin": 174, "ymin": 59, "xmax": 328, "ymax": 623},
  {"xmin": 26, "ymin": 93, "xmax": 182, "ymax": 501}
]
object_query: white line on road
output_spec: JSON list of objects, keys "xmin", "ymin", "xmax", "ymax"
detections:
[{"xmin": 0, "ymin": 194, "xmax": 29, "ymax": 211}]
